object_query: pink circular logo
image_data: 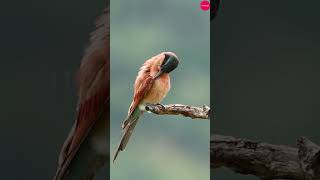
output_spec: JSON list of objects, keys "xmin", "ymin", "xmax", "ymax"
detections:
[{"xmin": 200, "ymin": 0, "xmax": 210, "ymax": 11}]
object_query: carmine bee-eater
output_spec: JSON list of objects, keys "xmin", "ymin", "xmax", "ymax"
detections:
[
  {"xmin": 53, "ymin": 4, "xmax": 109, "ymax": 180},
  {"xmin": 113, "ymin": 52, "xmax": 179, "ymax": 162}
]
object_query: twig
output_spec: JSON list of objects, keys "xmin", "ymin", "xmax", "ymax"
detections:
[{"xmin": 145, "ymin": 104, "xmax": 210, "ymax": 119}]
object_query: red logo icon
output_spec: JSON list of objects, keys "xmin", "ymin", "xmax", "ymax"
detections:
[{"xmin": 200, "ymin": 0, "xmax": 210, "ymax": 11}]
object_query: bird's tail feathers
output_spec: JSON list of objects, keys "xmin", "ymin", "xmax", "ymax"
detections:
[
  {"xmin": 113, "ymin": 108, "xmax": 143, "ymax": 163},
  {"xmin": 121, "ymin": 106, "xmax": 142, "ymax": 129}
]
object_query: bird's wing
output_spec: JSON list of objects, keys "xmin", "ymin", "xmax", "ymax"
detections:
[
  {"xmin": 121, "ymin": 74, "xmax": 154, "ymax": 129},
  {"xmin": 53, "ymin": 7, "xmax": 109, "ymax": 180},
  {"xmin": 54, "ymin": 57, "xmax": 108, "ymax": 180},
  {"xmin": 113, "ymin": 72, "xmax": 154, "ymax": 162},
  {"xmin": 121, "ymin": 53, "xmax": 166, "ymax": 128}
]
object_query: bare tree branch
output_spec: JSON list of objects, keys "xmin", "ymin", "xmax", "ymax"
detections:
[
  {"xmin": 146, "ymin": 103, "xmax": 320, "ymax": 179},
  {"xmin": 211, "ymin": 135, "xmax": 320, "ymax": 180},
  {"xmin": 145, "ymin": 104, "xmax": 210, "ymax": 119}
]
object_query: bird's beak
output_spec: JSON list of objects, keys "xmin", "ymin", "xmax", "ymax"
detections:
[{"xmin": 153, "ymin": 69, "xmax": 163, "ymax": 79}]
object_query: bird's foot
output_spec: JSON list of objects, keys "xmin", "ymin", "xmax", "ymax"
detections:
[
  {"xmin": 145, "ymin": 103, "xmax": 153, "ymax": 112},
  {"xmin": 145, "ymin": 103, "xmax": 165, "ymax": 112},
  {"xmin": 155, "ymin": 103, "xmax": 165, "ymax": 109}
]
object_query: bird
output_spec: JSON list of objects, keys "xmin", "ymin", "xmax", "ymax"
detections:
[
  {"xmin": 53, "ymin": 4, "xmax": 109, "ymax": 180},
  {"xmin": 113, "ymin": 51, "xmax": 179, "ymax": 163}
]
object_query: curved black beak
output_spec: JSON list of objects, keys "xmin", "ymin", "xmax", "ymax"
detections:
[
  {"xmin": 162, "ymin": 54, "xmax": 179, "ymax": 73},
  {"xmin": 153, "ymin": 53, "xmax": 179, "ymax": 79},
  {"xmin": 153, "ymin": 69, "xmax": 163, "ymax": 79}
]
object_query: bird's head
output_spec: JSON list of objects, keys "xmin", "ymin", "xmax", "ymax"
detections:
[{"xmin": 152, "ymin": 52, "xmax": 179, "ymax": 79}]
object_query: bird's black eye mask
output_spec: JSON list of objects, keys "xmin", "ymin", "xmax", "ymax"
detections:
[{"xmin": 161, "ymin": 54, "xmax": 179, "ymax": 73}]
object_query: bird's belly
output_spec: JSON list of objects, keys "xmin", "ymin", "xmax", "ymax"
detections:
[{"xmin": 143, "ymin": 76, "xmax": 170, "ymax": 104}]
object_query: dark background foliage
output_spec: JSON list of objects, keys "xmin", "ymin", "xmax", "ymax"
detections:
[
  {"xmin": 0, "ymin": 1, "xmax": 106, "ymax": 179},
  {"xmin": 212, "ymin": 0, "xmax": 320, "ymax": 179}
]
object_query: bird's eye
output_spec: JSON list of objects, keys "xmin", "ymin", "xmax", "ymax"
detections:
[{"xmin": 146, "ymin": 70, "xmax": 150, "ymax": 73}]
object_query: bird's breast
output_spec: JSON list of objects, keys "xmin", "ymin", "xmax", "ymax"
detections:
[{"xmin": 143, "ymin": 74, "xmax": 170, "ymax": 104}]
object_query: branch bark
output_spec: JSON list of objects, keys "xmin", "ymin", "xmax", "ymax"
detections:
[
  {"xmin": 145, "ymin": 104, "xmax": 210, "ymax": 119},
  {"xmin": 146, "ymin": 103, "xmax": 320, "ymax": 179},
  {"xmin": 211, "ymin": 135, "xmax": 320, "ymax": 180}
]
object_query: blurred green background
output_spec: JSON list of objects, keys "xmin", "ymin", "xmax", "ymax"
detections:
[{"xmin": 110, "ymin": 1, "xmax": 210, "ymax": 180}]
